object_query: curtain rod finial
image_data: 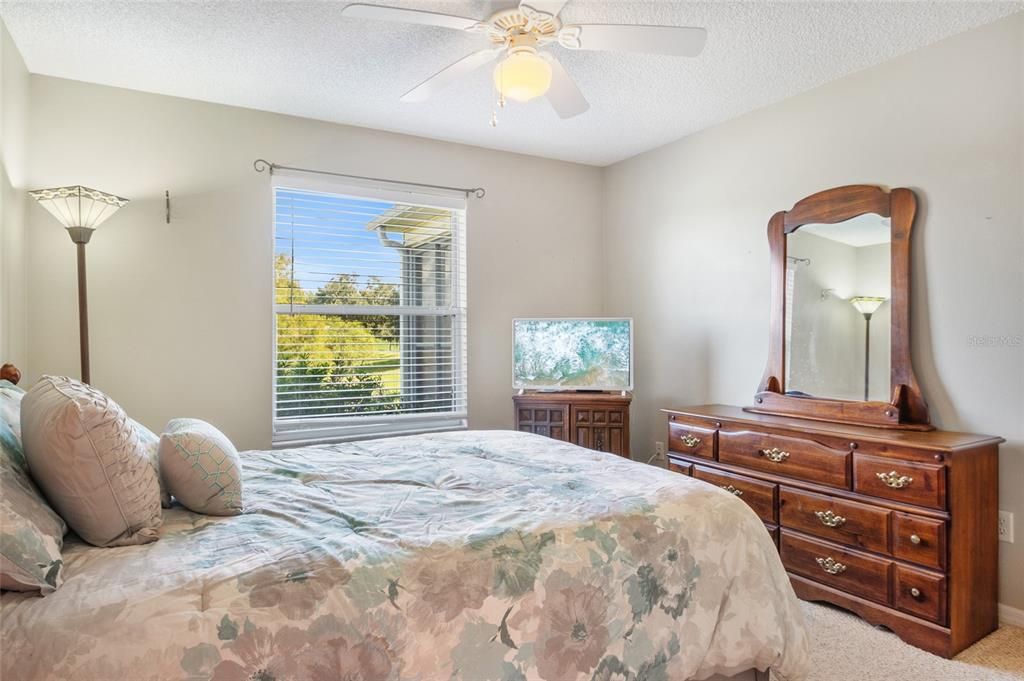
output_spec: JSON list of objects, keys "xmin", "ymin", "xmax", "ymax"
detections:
[{"xmin": 254, "ymin": 159, "xmax": 273, "ymax": 173}]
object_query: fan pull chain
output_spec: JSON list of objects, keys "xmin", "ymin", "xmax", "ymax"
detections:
[{"xmin": 490, "ymin": 89, "xmax": 506, "ymax": 128}]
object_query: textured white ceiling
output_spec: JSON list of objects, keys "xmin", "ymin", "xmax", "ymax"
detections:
[{"xmin": 3, "ymin": 1, "xmax": 1020, "ymax": 166}]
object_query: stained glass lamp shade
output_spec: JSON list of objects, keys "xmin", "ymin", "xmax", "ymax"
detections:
[
  {"xmin": 850, "ymin": 296, "xmax": 887, "ymax": 317},
  {"xmin": 28, "ymin": 185, "xmax": 129, "ymax": 234}
]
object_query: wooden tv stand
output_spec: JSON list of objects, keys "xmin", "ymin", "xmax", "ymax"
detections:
[{"xmin": 513, "ymin": 391, "xmax": 631, "ymax": 458}]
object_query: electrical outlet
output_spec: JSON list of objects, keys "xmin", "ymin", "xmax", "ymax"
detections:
[
  {"xmin": 998, "ymin": 511, "xmax": 1014, "ymax": 543},
  {"xmin": 654, "ymin": 441, "xmax": 666, "ymax": 459}
]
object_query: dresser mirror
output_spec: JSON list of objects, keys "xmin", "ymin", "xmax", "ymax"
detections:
[
  {"xmin": 752, "ymin": 185, "xmax": 931, "ymax": 429},
  {"xmin": 785, "ymin": 215, "xmax": 892, "ymax": 402}
]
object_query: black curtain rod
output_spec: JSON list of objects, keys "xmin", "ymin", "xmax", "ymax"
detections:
[{"xmin": 253, "ymin": 159, "xmax": 485, "ymax": 199}]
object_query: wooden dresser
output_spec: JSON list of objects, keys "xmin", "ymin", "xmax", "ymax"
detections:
[
  {"xmin": 662, "ymin": 404, "xmax": 1002, "ymax": 658},
  {"xmin": 514, "ymin": 391, "xmax": 631, "ymax": 458}
]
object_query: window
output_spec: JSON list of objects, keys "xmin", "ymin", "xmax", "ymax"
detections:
[{"xmin": 272, "ymin": 177, "xmax": 467, "ymax": 445}]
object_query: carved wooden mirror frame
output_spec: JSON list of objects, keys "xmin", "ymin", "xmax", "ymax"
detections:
[{"xmin": 749, "ymin": 184, "xmax": 931, "ymax": 430}]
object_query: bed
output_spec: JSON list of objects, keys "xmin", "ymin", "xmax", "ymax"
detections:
[{"xmin": 2, "ymin": 429, "xmax": 809, "ymax": 680}]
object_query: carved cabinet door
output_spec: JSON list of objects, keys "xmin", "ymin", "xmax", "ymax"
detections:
[
  {"xmin": 515, "ymin": 402, "xmax": 570, "ymax": 441},
  {"xmin": 572, "ymin": 406, "xmax": 628, "ymax": 457}
]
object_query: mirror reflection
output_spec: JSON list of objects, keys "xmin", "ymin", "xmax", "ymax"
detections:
[{"xmin": 785, "ymin": 215, "xmax": 891, "ymax": 402}]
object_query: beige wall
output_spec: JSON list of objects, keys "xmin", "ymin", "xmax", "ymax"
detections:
[
  {"xmin": 24, "ymin": 76, "xmax": 604, "ymax": 450},
  {"xmin": 603, "ymin": 14, "xmax": 1023, "ymax": 611},
  {"xmin": 0, "ymin": 19, "xmax": 29, "ymax": 368}
]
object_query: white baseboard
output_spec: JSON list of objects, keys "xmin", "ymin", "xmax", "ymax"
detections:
[{"xmin": 999, "ymin": 602, "xmax": 1024, "ymax": 627}]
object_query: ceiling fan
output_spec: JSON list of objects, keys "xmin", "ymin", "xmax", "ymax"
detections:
[{"xmin": 341, "ymin": 0, "xmax": 707, "ymax": 122}]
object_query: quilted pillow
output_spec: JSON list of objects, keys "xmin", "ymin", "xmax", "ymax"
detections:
[
  {"xmin": 0, "ymin": 385, "xmax": 67, "ymax": 593},
  {"xmin": 159, "ymin": 418, "xmax": 243, "ymax": 516},
  {"xmin": 21, "ymin": 376, "xmax": 162, "ymax": 547}
]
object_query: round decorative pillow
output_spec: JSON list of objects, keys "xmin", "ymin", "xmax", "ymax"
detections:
[
  {"xmin": 21, "ymin": 376, "xmax": 162, "ymax": 547},
  {"xmin": 159, "ymin": 418, "xmax": 243, "ymax": 516}
]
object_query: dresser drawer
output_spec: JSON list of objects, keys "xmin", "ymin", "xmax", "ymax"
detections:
[
  {"xmin": 853, "ymin": 454, "xmax": 946, "ymax": 510},
  {"xmin": 894, "ymin": 564, "xmax": 947, "ymax": 625},
  {"xmin": 779, "ymin": 487, "xmax": 890, "ymax": 554},
  {"xmin": 781, "ymin": 532, "xmax": 891, "ymax": 606},
  {"xmin": 668, "ymin": 459, "xmax": 692, "ymax": 476},
  {"xmin": 892, "ymin": 513, "xmax": 946, "ymax": 570},
  {"xmin": 668, "ymin": 417, "xmax": 717, "ymax": 459},
  {"xmin": 719, "ymin": 430, "xmax": 851, "ymax": 489},
  {"xmin": 693, "ymin": 465, "xmax": 777, "ymax": 523}
]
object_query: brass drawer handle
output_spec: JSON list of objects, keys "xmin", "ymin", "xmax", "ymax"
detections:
[
  {"xmin": 910, "ymin": 534, "xmax": 922, "ymax": 545},
  {"xmin": 680, "ymin": 434, "xmax": 701, "ymax": 448},
  {"xmin": 760, "ymin": 447, "xmax": 790, "ymax": 463},
  {"xmin": 910, "ymin": 587, "xmax": 922, "ymax": 599},
  {"xmin": 720, "ymin": 484, "xmax": 743, "ymax": 497},
  {"xmin": 814, "ymin": 510, "xmax": 847, "ymax": 528},
  {"xmin": 876, "ymin": 470, "xmax": 914, "ymax": 488},
  {"xmin": 816, "ymin": 557, "xmax": 847, "ymax": 575}
]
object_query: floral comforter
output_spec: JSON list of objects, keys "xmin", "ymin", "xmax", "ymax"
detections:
[{"xmin": 1, "ymin": 430, "xmax": 809, "ymax": 681}]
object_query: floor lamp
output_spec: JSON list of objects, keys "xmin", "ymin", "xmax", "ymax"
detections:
[
  {"xmin": 28, "ymin": 186, "xmax": 129, "ymax": 385},
  {"xmin": 849, "ymin": 296, "xmax": 887, "ymax": 401}
]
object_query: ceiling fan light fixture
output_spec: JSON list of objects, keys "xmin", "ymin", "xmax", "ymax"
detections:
[{"xmin": 493, "ymin": 47, "xmax": 552, "ymax": 102}]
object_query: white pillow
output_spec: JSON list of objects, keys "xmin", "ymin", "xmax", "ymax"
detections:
[
  {"xmin": 21, "ymin": 376, "xmax": 162, "ymax": 547},
  {"xmin": 159, "ymin": 418, "xmax": 243, "ymax": 516}
]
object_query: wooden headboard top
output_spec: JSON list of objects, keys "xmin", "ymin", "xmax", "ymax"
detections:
[{"xmin": 1, "ymin": 363, "xmax": 21, "ymax": 385}]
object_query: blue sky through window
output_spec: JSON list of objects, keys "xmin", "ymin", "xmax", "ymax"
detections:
[{"xmin": 274, "ymin": 189, "xmax": 402, "ymax": 293}]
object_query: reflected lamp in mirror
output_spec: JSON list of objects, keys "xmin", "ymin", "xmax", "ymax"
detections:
[
  {"xmin": 850, "ymin": 296, "xmax": 887, "ymax": 319},
  {"xmin": 850, "ymin": 296, "xmax": 888, "ymax": 401}
]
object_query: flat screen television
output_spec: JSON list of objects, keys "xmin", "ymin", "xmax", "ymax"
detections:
[{"xmin": 513, "ymin": 318, "xmax": 633, "ymax": 391}]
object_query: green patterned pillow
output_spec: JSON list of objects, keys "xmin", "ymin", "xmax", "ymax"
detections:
[
  {"xmin": 158, "ymin": 418, "xmax": 243, "ymax": 516},
  {"xmin": 1, "ymin": 418, "xmax": 67, "ymax": 593}
]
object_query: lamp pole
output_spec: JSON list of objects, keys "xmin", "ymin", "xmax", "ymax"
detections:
[
  {"xmin": 67, "ymin": 227, "xmax": 95, "ymax": 384},
  {"xmin": 862, "ymin": 312, "xmax": 872, "ymax": 401}
]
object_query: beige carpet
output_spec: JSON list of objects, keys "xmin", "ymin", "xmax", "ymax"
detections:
[{"xmin": 773, "ymin": 602, "xmax": 1024, "ymax": 681}]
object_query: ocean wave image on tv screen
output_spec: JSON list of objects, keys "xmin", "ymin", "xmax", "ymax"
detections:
[{"xmin": 514, "ymin": 320, "xmax": 630, "ymax": 389}]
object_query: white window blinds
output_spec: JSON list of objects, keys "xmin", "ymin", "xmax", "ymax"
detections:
[{"xmin": 272, "ymin": 177, "xmax": 467, "ymax": 445}]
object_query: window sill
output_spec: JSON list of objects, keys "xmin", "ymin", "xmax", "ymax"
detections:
[{"xmin": 272, "ymin": 415, "xmax": 468, "ymax": 448}]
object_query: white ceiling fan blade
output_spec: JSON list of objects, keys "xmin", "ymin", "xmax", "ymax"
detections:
[
  {"xmin": 401, "ymin": 49, "xmax": 502, "ymax": 103},
  {"xmin": 520, "ymin": 0, "xmax": 569, "ymax": 18},
  {"xmin": 560, "ymin": 24, "xmax": 707, "ymax": 57},
  {"xmin": 341, "ymin": 3, "xmax": 480, "ymax": 31},
  {"xmin": 545, "ymin": 56, "xmax": 589, "ymax": 119}
]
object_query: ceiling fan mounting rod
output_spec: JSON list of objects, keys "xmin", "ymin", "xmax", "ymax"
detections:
[
  {"xmin": 507, "ymin": 34, "xmax": 539, "ymax": 50},
  {"xmin": 480, "ymin": 6, "xmax": 562, "ymax": 46}
]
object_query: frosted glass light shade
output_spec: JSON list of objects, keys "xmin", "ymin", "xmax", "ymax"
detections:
[
  {"xmin": 28, "ymin": 186, "xmax": 129, "ymax": 230},
  {"xmin": 493, "ymin": 48, "xmax": 552, "ymax": 102},
  {"xmin": 850, "ymin": 296, "xmax": 887, "ymax": 316}
]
